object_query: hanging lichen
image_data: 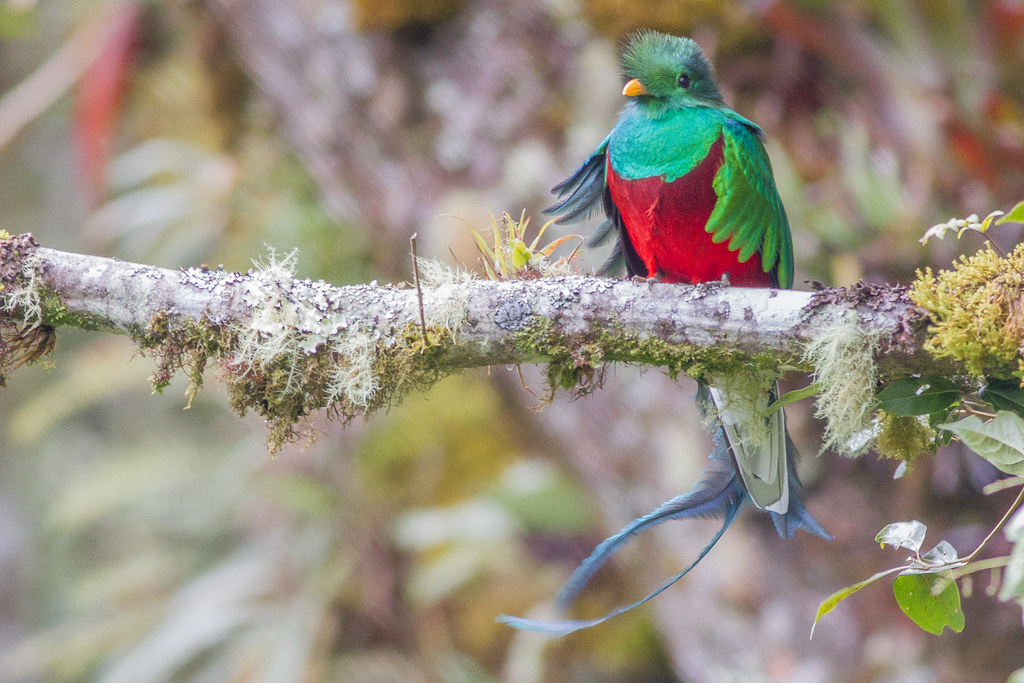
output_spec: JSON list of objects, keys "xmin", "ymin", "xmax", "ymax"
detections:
[{"xmin": 802, "ymin": 312, "xmax": 881, "ymax": 456}]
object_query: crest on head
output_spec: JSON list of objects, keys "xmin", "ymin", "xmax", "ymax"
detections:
[{"xmin": 621, "ymin": 31, "xmax": 724, "ymax": 108}]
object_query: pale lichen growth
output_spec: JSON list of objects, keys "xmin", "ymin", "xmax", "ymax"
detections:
[
  {"xmin": 232, "ymin": 249, "xmax": 319, "ymax": 400},
  {"xmin": 416, "ymin": 257, "xmax": 473, "ymax": 338},
  {"xmin": 222, "ymin": 249, "xmax": 480, "ymax": 450},
  {"xmin": 240, "ymin": 248, "xmax": 349, "ymax": 356},
  {"xmin": 3, "ymin": 252, "xmax": 45, "ymax": 328},
  {"xmin": 325, "ymin": 330, "xmax": 379, "ymax": 408},
  {"xmin": 804, "ymin": 312, "xmax": 881, "ymax": 456},
  {"xmin": 1, "ymin": 239, "xmax": 59, "ymax": 381},
  {"xmin": 232, "ymin": 248, "xmax": 378, "ymax": 427}
]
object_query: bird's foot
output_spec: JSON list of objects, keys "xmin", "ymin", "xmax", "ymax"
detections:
[
  {"xmin": 694, "ymin": 273, "xmax": 731, "ymax": 293},
  {"xmin": 630, "ymin": 274, "xmax": 659, "ymax": 290}
]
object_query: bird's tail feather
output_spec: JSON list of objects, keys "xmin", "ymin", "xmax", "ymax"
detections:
[
  {"xmin": 769, "ymin": 434, "xmax": 831, "ymax": 540},
  {"xmin": 497, "ymin": 414, "xmax": 829, "ymax": 636},
  {"xmin": 496, "ymin": 504, "xmax": 741, "ymax": 637},
  {"xmin": 497, "ymin": 433, "xmax": 746, "ymax": 636},
  {"xmin": 707, "ymin": 379, "xmax": 789, "ymax": 513}
]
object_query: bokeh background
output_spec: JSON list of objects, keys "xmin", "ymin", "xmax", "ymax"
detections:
[{"xmin": 2, "ymin": 0, "xmax": 1024, "ymax": 680}]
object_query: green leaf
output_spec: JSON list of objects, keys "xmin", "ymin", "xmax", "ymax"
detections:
[
  {"xmin": 876, "ymin": 520, "xmax": 927, "ymax": 553},
  {"xmin": 979, "ymin": 209, "xmax": 1005, "ymax": 233},
  {"xmin": 995, "ymin": 200, "xmax": 1024, "ymax": 226},
  {"xmin": 510, "ymin": 239, "xmax": 531, "ymax": 268},
  {"xmin": 893, "ymin": 573, "xmax": 965, "ymax": 634},
  {"xmin": 763, "ymin": 383, "xmax": 821, "ymax": 417},
  {"xmin": 928, "ymin": 408, "xmax": 956, "ymax": 446},
  {"xmin": 876, "ymin": 377, "xmax": 959, "ymax": 416},
  {"xmin": 939, "ymin": 412, "xmax": 1024, "ymax": 476},
  {"xmin": 811, "ymin": 566, "xmax": 906, "ymax": 639},
  {"xmin": 980, "ymin": 379, "xmax": 1024, "ymax": 417}
]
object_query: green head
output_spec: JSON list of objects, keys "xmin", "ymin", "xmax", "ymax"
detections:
[{"xmin": 620, "ymin": 31, "xmax": 724, "ymax": 114}]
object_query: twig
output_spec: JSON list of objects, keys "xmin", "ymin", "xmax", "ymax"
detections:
[
  {"xmin": 963, "ymin": 486, "xmax": 1024, "ymax": 563},
  {"xmin": 409, "ymin": 232, "xmax": 427, "ymax": 346}
]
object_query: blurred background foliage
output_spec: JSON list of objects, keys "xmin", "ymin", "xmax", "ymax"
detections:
[{"xmin": 1, "ymin": 0, "xmax": 1024, "ymax": 680}]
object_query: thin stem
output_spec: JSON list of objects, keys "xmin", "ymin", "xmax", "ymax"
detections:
[
  {"xmin": 409, "ymin": 233, "xmax": 427, "ymax": 346},
  {"xmin": 984, "ymin": 236, "xmax": 1008, "ymax": 259},
  {"xmin": 985, "ymin": 476, "xmax": 1024, "ymax": 495},
  {"xmin": 963, "ymin": 486, "xmax": 1024, "ymax": 563},
  {"xmin": 960, "ymin": 404, "xmax": 997, "ymax": 419},
  {"xmin": 948, "ymin": 555, "xmax": 1011, "ymax": 581}
]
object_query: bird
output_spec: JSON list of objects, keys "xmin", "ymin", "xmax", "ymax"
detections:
[{"xmin": 498, "ymin": 31, "xmax": 829, "ymax": 636}]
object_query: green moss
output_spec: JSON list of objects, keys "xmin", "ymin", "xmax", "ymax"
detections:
[
  {"xmin": 133, "ymin": 313, "xmax": 231, "ymax": 403},
  {"xmin": 874, "ymin": 410, "xmax": 934, "ymax": 465},
  {"xmin": 3, "ymin": 259, "xmax": 114, "ymax": 333},
  {"xmin": 26, "ymin": 289, "xmax": 114, "ymax": 333},
  {"xmin": 910, "ymin": 243, "xmax": 1024, "ymax": 377},
  {"xmin": 511, "ymin": 315, "xmax": 781, "ymax": 401}
]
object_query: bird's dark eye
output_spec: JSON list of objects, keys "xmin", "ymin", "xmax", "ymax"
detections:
[{"xmin": 677, "ymin": 73, "xmax": 691, "ymax": 89}]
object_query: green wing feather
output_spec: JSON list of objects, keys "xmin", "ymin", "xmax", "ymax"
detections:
[{"xmin": 707, "ymin": 115, "xmax": 794, "ymax": 288}]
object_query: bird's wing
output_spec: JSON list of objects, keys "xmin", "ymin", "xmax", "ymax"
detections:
[
  {"xmin": 544, "ymin": 136, "xmax": 645, "ymax": 277},
  {"xmin": 546, "ymin": 136, "xmax": 609, "ymax": 223},
  {"xmin": 706, "ymin": 115, "xmax": 794, "ymax": 288}
]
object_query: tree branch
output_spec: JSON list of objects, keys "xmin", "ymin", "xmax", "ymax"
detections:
[{"xmin": 0, "ymin": 234, "xmax": 949, "ymax": 448}]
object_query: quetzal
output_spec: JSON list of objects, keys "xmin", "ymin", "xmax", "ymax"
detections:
[{"xmin": 499, "ymin": 31, "xmax": 829, "ymax": 636}]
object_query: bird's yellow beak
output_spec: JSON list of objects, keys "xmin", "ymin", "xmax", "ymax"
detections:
[{"xmin": 622, "ymin": 78, "xmax": 650, "ymax": 97}]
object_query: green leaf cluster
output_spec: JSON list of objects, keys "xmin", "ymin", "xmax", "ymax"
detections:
[
  {"xmin": 813, "ymin": 295, "xmax": 1024, "ymax": 641},
  {"xmin": 869, "ymin": 376, "xmax": 1024, "ymax": 468},
  {"xmin": 463, "ymin": 211, "xmax": 581, "ymax": 280},
  {"xmin": 812, "ymin": 519, "xmax": 965, "ymax": 638},
  {"xmin": 919, "ymin": 202, "xmax": 1024, "ymax": 245},
  {"xmin": 814, "ymin": 408, "xmax": 1024, "ymax": 643}
]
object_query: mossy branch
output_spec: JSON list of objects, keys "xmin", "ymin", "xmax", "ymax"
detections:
[{"xmin": 0, "ymin": 233, "xmax": 968, "ymax": 450}]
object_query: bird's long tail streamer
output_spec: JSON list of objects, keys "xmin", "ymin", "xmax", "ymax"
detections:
[{"xmin": 497, "ymin": 437, "xmax": 746, "ymax": 636}]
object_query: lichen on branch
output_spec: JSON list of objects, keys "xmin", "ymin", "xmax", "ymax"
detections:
[
  {"xmin": 218, "ymin": 252, "xmax": 473, "ymax": 450},
  {"xmin": 803, "ymin": 313, "xmax": 882, "ymax": 456}
]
